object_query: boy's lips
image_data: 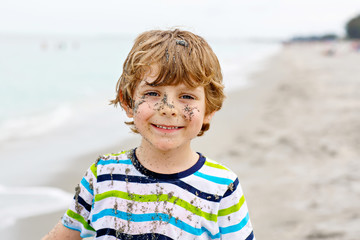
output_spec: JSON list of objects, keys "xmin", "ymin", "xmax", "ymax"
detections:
[{"xmin": 151, "ymin": 124, "xmax": 184, "ymax": 130}]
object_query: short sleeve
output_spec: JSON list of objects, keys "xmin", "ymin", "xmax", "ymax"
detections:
[
  {"xmin": 62, "ymin": 163, "xmax": 97, "ymax": 238},
  {"xmin": 218, "ymin": 178, "xmax": 255, "ymax": 240}
]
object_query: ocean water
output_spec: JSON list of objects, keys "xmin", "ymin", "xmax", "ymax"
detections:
[{"xmin": 0, "ymin": 34, "xmax": 280, "ymax": 229}]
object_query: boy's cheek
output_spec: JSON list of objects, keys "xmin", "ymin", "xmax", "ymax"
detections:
[
  {"xmin": 133, "ymin": 100, "xmax": 146, "ymax": 113},
  {"xmin": 182, "ymin": 105, "xmax": 201, "ymax": 121},
  {"xmin": 133, "ymin": 100, "xmax": 156, "ymax": 116}
]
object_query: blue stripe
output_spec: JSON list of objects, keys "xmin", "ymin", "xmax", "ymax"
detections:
[
  {"xmin": 98, "ymin": 174, "xmax": 154, "ymax": 184},
  {"xmin": 193, "ymin": 171, "xmax": 233, "ymax": 185},
  {"xmin": 75, "ymin": 195, "xmax": 92, "ymax": 212},
  {"xmin": 97, "ymin": 174, "xmax": 222, "ymax": 202},
  {"xmin": 92, "ymin": 209, "xmax": 220, "ymax": 239},
  {"xmin": 245, "ymin": 231, "xmax": 255, "ymax": 240},
  {"xmin": 223, "ymin": 178, "xmax": 240, "ymax": 198},
  {"xmin": 97, "ymin": 159, "xmax": 132, "ymax": 165},
  {"xmin": 81, "ymin": 178, "xmax": 94, "ymax": 196},
  {"xmin": 219, "ymin": 213, "xmax": 250, "ymax": 234},
  {"xmin": 97, "ymin": 229, "xmax": 174, "ymax": 239},
  {"xmin": 62, "ymin": 220, "xmax": 81, "ymax": 232}
]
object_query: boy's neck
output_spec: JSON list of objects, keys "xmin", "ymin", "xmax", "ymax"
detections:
[{"xmin": 135, "ymin": 142, "xmax": 199, "ymax": 175}]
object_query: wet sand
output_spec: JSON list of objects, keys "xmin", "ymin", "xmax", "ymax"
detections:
[{"xmin": 11, "ymin": 42, "xmax": 360, "ymax": 239}]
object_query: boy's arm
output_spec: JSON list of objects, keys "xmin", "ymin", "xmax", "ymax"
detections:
[
  {"xmin": 218, "ymin": 178, "xmax": 255, "ymax": 240},
  {"xmin": 42, "ymin": 221, "xmax": 82, "ymax": 240}
]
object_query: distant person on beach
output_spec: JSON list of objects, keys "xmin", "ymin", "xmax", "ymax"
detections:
[
  {"xmin": 42, "ymin": 29, "xmax": 255, "ymax": 240},
  {"xmin": 352, "ymin": 41, "xmax": 360, "ymax": 52}
]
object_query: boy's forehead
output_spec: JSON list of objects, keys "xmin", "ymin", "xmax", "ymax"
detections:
[
  {"xmin": 138, "ymin": 67, "xmax": 201, "ymax": 89},
  {"xmin": 137, "ymin": 65, "xmax": 160, "ymax": 85},
  {"xmin": 136, "ymin": 77, "xmax": 205, "ymax": 96},
  {"xmin": 141, "ymin": 69, "xmax": 159, "ymax": 85},
  {"xmin": 138, "ymin": 78, "xmax": 203, "ymax": 91},
  {"xmin": 136, "ymin": 63, "xmax": 207, "ymax": 92}
]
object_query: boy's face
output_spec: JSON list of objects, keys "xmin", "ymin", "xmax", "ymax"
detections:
[{"xmin": 125, "ymin": 67, "xmax": 214, "ymax": 153}]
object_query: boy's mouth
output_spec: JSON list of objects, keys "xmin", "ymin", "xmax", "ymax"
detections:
[{"xmin": 152, "ymin": 124, "xmax": 183, "ymax": 130}]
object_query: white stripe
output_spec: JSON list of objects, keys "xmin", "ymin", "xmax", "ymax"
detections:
[{"xmin": 218, "ymin": 184, "xmax": 244, "ymax": 209}]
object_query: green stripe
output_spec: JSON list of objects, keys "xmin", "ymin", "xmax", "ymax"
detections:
[
  {"xmin": 66, "ymin": 209, "xmax": 95, "ymax": 231},
  {"xmin": 204, "ymin": 161, "xmax": 229, "ymax": 171},
  {"xmin": 218, "ymin": 195, "xmax": 245, "ymax": 216},
  {"xmin": 104, "ymin": 150, "xmax": 128, "ymax": 157},
  {"xmin": 90, "ymin": 163, "xmax": 97, "ymax": 178},
  {"xmin": 95, "ymin": 190, "xmax": 217, "ymax": 222}
]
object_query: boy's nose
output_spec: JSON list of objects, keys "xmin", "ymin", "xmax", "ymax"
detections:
[
  {"xmin": 161, "ymin": 108, "xmax": 177, "ymax": 116},
  {"xmin": 160, "ymin": 103, "xmax": 177, "ymax": 116},
  {"xmin": 159, "ymin": 95, "xmax": 178, "ymax": 117}
]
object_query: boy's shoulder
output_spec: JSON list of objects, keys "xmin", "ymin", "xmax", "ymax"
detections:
[
  {"xmin": 88, "ymin": 149, "xmax": 134, "ymax": 176},
  {"xmin": 94, "ymin": 149, "xmax": 133, "ymax": 165},
  {"xmin": 200, "ymin": 155, "xmax": 238, "ymax": 182}
]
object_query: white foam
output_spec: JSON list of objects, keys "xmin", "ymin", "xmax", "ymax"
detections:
[
  {"xmin": 0, "ymin": 184, "xmax": 73, "ymax": 229},
  {"xmin": 216, "ymin": 40, "xmax": 281, "ymax": 92},
  {"xmin": 0, "ymin": 105, "xmax": 72, "ymax": 142}
]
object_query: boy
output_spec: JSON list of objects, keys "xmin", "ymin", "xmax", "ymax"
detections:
[{"xmin": 43, "ymin": 29, "xmax": 255, "ymax": 240}]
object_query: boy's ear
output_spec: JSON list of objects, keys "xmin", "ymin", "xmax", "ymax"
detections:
[
  {"xmin": 119, "ymin": 92, "xmax": 134, "ymax": 118},
  {"xmin": 124, "ymin": 105, "xmax": 134, "ymax": 118},
  {"xmin": 204, "ymin": 111, "xmax": 216, "ymax": 124}
]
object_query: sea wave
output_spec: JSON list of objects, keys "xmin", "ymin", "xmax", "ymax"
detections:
[
  {"xmin": 0, "ymin": 184, "xmax": 73, "ymax": 229},
  {"xmin": 0, "ymin": 105, "xmax": 72, "ymax": 142},
  {"xmin": 218, "ymin": 41, "xmax": 281, "ymax": 91}
]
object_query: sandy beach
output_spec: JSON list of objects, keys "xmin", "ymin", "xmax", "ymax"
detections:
[
  {"xmin": 208, "ymin": 41, "xmax": 360, "ymax": 240},
  {"xmin": 7, "ymin": 42, "xmax": 360, "ymax": 239}
]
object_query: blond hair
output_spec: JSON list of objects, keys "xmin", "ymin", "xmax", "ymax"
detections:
[{"xmin": 110, "ymin": 29, "xmax": 225, "ymax": 136}]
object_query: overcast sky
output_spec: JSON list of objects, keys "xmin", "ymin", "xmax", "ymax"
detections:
[{"xmin": 1, "ymin": 0, "xmax": 360, "ymax": 39}]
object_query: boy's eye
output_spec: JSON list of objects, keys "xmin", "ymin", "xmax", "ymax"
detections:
[
  {"xmin": 145, "ymin": 91, "xmax": 159, "ymax": 97},
  {"xmin": 181, "ymin": 94, "xmax": 195, "ymax": 100}
]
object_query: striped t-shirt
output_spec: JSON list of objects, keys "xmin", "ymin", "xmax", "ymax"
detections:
[{"xmin": 62, "ymin": 149, "xmax": 255, "ymax": 240}]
